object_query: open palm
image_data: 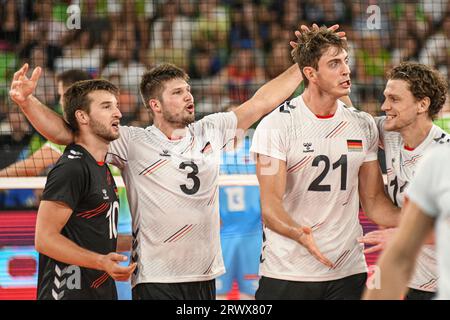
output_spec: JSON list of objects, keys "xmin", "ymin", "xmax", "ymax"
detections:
[
  {"xmin": 10, "ymin": 63, "xmax": 42, "ymax": 105},
  {"xmin": 298, "ymin": 226, "xmax": 334, "ymax": 268}
]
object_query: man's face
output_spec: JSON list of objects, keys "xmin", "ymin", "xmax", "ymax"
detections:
[
  {"xmin": 311, "ymin": 46, "xmax": 351, "ymax": 98},
  {"xmin": 381, "ymin": 79, "xmax": 422, "ymax": 132},
  {"xmin": 85, "ymin": 90, "xmax": 122, "ymax": 141},
  {"xmin": 157, "ymin": 78, "xmax": 195, "ymax": 128}
]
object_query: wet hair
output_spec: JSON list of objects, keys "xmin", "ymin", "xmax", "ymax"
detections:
[{"xmin": 291, "ymin": 27, "xmax": 348, "ymax": 87}]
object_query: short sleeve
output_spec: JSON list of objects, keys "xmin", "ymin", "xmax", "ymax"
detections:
[
  {"xmin": 41, "ymin": 161, "xmax": 86, "ymax": 210},
  {"xmin": 196, "ymin": 112, "xmax": 237, "ymax": 149},
  {"xmin": 374, "ymin": 116, "xmax": 385, "ymax": 147},
  {"xmin": 364, "ymin": 114, "xmax": 380, "ymax": 162},
  {"xmin": 107, "ymin": 125, "xmax": 133, "ymax": 169},
  {"xmin": 406, "ymin": 146, "xmax": 443, "ymax": 218},
  {"xmin": 250, "ymin": 110, "xmax": 288, "ymax": 161}
]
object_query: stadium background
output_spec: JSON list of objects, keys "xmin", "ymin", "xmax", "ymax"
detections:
[{"xmin": 0, "ymin": 0, "xmax": 448, "ymax": 300}]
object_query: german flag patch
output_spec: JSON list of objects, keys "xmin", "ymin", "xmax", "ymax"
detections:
[{"xmin": 347, "ymin": 139, "xmax": 363, "ymax": 152}]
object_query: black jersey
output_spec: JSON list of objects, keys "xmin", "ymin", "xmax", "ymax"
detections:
[{"xmin": 37, "ymin": 144, "xmax": 119, "ymax": 300}]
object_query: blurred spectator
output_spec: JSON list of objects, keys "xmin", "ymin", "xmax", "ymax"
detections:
[
  {"xmin": 229, "ymin": 2, "xmax": 263, "ymax": 50},
  {"xmin": 54, "ymin": 29, "xmax": 103, "ymax": 76},
  {"xmin": 192, "ymin": 0, "xmax": 229, "ymax": 64},
  {"xmin": 22, "ymin": 0, "xmax": 68, "ymax": 69},
  {"xmin": 390, "ymin": 34, "xmax": 420, "ymax": 66},
  {"xmin": 102, "ymin": 42, "xmax": 146, "ymax": 97},
  {"xmin": 420, "ymin": 0, "xmax": 449, "ymax": 28},
  {"xmin": 194, "ymin": 81, "xmax": 231, "ymax": 115},
  {"xmin": 0, "ymin": 0, "xmax": 21, "ymax": 50},
  {"xmin": 392, "ymin": 2, "xmax": 429, "ymax": 45},
  {"xmin": 0, "ymin": 109, "xmax": 32, "ymax": 170},
  {"xmin": 218, "ymin": 46, "xmax": 266, "ymax": 103},
  {"xmin": 304, "ymin": 0, "xmax": 346, "ymax": 26},
  {"xmin": 151, "ymin": 0, "xmax": 193, "ymax": 51},
  {"xmin": 28, "ymin": 46, "xmax": 56, "ymax": 105},
  {"xmin": 147, "ymin": 20, "xmax": 190, "ymax": 70},
  {"xmin": 265, "ymin": 41, "xmax": 292, "ymax": 80},
  {"xmin": 419, "ymin": 16, "xmax": 450, "ymax": 79},
  {"xmin": 354, "ymin": 32, "xmax": 391, "ymax": 102}
]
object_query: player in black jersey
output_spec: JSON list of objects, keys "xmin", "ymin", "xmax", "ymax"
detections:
[{"xmin": 29, "ymin": 79, "xmax": 136, "ymax": 299}]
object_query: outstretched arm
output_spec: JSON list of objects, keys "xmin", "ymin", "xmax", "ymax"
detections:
[
  {"xmin": 10, "ymin": 64, "xmax": 74, "ymax": 145},
  {"xmin": 256, "ymin": 154, "xmax": 333, "ymax": 268},
  {"xmin": 233, "ymin": 64, "xmax": 302, "ymax": 132}
]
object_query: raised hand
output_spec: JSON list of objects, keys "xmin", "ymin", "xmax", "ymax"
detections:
[
  {"xmin": 99, "ymin": 252, "xmax": 137, "ymax": 281},
  {"xmin": 297, "ymin": 226, "xmax": 334, "ymax": 268},
  {"xmin": 10, "ymin": 63, "xmax": 42, "ymax": 106},
  {"xmin": 358, "ymin": 228, "xmax": 398, "ymax": 254},
  {"xmin": 290, "ymin": 24, "xmax": 346, "ymax": 49}
]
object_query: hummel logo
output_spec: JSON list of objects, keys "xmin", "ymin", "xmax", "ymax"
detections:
[
  {"xmin": 160, "ymin": 150, "xmax": 171, "ymax": 157},
  {"xmin": 70, "ymin": 150, "xmax": 83, "ymax": 156},
  {"xmin": 102, "ymin": 189, "xmax": 109, "ymax": 200},
  {"xmin": 303, "ymin": 142, "xmax": 314, "ymax": 153}
]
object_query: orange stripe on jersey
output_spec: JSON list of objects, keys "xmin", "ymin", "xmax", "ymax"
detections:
[{"xmin": 91, "ymin": 272, "xmax": 109, "ymax": 288}]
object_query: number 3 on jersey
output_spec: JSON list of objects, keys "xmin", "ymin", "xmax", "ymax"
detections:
[
  {"xmin": 308, "ymin": 154, "xmax": 347, "ymax": 191},
  {"xmin": 179, "ymin": 161, "xmax": 201, "ymax": 195}
]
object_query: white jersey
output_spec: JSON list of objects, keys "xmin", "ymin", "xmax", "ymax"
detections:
[
  {"xmin": 377, "ymin": 117, "xmax": 450, "ymax": 292},
  {"xmin": 406, "ymin": 144, "xmax": 450, "ymax": 300},
  {"xmin": 106, "ymin": 112, "xmax": 237, "ymax": 286},
  {"xmin": 250, "ymin": 96, "xmax": 378, "ymax": 281}
]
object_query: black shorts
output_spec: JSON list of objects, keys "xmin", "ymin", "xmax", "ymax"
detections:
[
  {"xmin": 132, "ymin": 280, "xmax": 216, "ymax": 300},
  {"xmin": 255, "ymin": 273, "xmax": 367, "ymax": 300},
  {"xmin": 405, "ymin": 288, "xmax": 435, "ymax": 300}
]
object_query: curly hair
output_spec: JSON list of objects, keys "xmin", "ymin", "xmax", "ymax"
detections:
[
  {"xmin": 387, "ymin": 62, "xmax": 448, "ymax": 120},
  {"xmin": 291, "ymin": 27, "xmax": 348, "ymax": 87}
]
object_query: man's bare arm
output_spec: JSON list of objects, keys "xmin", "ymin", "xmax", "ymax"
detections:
[
  {"xmin": 256, "ymin": 154, "xmax": 333, "ymax": 267},
  {"xmin": 9, "ymin": 64, "xmax": 74, "ymax": 145},
  {"xmin": 233, "ymin": 64, "xmax": 302, "ymax": 132},
  {"xmin": 359, "ymin": 160, "xmax": 401, "ymax": 227},
  {"xmin": 35, "ymin": 201, "xmax": 136, "ymax": 281}
]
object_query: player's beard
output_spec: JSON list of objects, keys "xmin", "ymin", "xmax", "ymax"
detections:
[
  {"xmin": 162, "ymin": 108, "xmax": 195, "ymax": 127},
  {"xmin": 90, "ymin": 118, "xmax": 119, "ymax": 141}
]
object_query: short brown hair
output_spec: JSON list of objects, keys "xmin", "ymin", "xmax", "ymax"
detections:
[
  {"xmin": 140, "ymin": 63, "xmax": 189, "ymax": 113},
  {"xmin": 63, "ymin": 79, "xmax": 119, "ymax": 131},
  {"xmin": 387, "ymin": 62, "xmax": 448, "ymax": 120},
  {"xmin": 56, "ymin": 69, "xmax": 92, "ymax": 88},
  {"xmin": 291, "ymin": 27, "xmax": 348, "ymax": 87}
]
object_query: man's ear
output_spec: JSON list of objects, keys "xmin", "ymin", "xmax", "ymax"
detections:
[
  {"xmin": 149, "ymin": 99, "xmax": 161, "ymax": 114},
  {"xmin": 418, "ymin": 97, "xmax": 431, "ymax": 115},
  {"xmin": 302, "ymin": 66, "xmax": 315, "ymax": 83},
  {"xmin": 75, "ymin": 109, "xmax": 89, "ymax": 126}
]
